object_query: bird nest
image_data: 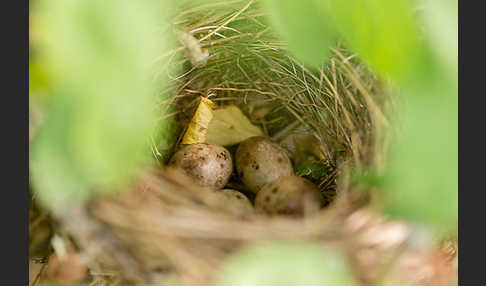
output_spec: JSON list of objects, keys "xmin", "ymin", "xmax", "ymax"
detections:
[{"xmin": 29, "ymin": 1, "xmax": 457, "ymax": 286}]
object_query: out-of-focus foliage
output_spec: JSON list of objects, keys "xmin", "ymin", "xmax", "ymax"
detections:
[
  {"xmin": 261, "ymin": 0, "xmax": 338, "ymax": 67},
  {"xmin": 260, "ymin": 0, "xmax": 457, "ymax": 230},
  {"xmin": 381, "ymin": 0, "xmax": 458, "ymax": 230},
  {"xmin": 420, "ymin": 0, "xmax": 458, "ymax": 79},
  {"xmin": 29, "ymin": 0, "xmax": 175, "ymax": 214},
  {"xmin": 325, "ymin": 0, "xmax": 424, "ymax": 83},
  {"xmin": 214, "ymin": 240, "xmax": 355, "ymax": 286},
  {"xmin": 152, "ymin": 114, "xmax": 179, "ymax": 164},
  {"xmin": 29, "ymin": 59, "xmax": 50, "ymax": 95},
  {"xmin": 383, "ymin": 72, "xmax": 458, "ymax": 229}
]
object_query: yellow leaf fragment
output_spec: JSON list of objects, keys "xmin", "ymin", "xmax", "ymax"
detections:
[
  {"xmin": 207, "ymin": 105, "xmax": 264, "ymax": 146},
  {"xmin": 182, "ymin": 97, "xmax": 215, "ymax": 145}
]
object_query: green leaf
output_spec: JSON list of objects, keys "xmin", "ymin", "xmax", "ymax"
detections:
[
  {"xmin": 261, "ymin": 0, "xmax": 338, "ymax": 67},
  {"xmin": 350, "ymin": 169, "xmax": 383, "ymax": 191},
  {"xmin": 30, "ymin": 0, "xmax": 175, "ymax": 213},
  {"xmin": 30, "ymin": 97, "xmax": 91, "ymax": 211},
  {"xmin": 295, "ymin": 160, "xmax": 327, "ymax": 181},
  {"xmin": 324, "ymin": 0, "xmax": 424, "ymax": 83},
  {"xmin": 152, "ymin": 113, "xmax": 179, "ymax": 164},
  {"xmin": 206, "ymin": 105, "xmax": 264, "ymax": 146},
  {"xmin": 214, "ymin": 240, "xmax": 355, "ymax": 286},
  {"xmin": 382, "ymin": 78, "xmax": 457, "ymax": 230},
  {"xmin": 29, "ymin": 59, "xmax": 49, "ymax": 93},
  {"xmin": 419, "ymin": 0, "xmax": 458, "ymax": 80}
]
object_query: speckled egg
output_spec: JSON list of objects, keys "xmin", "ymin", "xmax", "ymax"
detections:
[
  {"xmin": 254, "ymin": 175, "xmax": 323, "ymax": 216},
  {"xmin": 168, "ymin": 143, "xmax": 232, "ymax": 189},
  {"xmin": 235, "ymin": 136, "xmax": 293, "ymax": 193}
]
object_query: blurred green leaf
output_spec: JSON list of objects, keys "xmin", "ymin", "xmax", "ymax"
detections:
[
  {"xmin": 31, "ymin": 96, "xmax": 91, "ymax": 210},
  {"xmin": 214, "ymin": 240, "xmax": 355, "ymax": 286},
  {"xmin": 382, "ymin": 75, "xmax": 457, "ymax": 230},
  {"xmin": 152, "ymin": 112, "xmax": 179, "ymax": 164},
  {"xmin": 30, "ymin": 0, "xmax": 175, "ymax": 213},
  {"xmin": 419, "ymin": 0, "xmax": 458, "ymax": 79},
  {"xmin": 261, "ymin": 0, "xmax": 338, "ymax": 67},
  {"xmin": 29, "ymin": 59, "xmax": 50, "ymax": 93},
  {"xmin": 324, "ymin": 0, "xmax": 424, "ymax": 83},
  {"xmin": 350, "ymin": 168, "xmax": 383, "ymax": 191}
]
